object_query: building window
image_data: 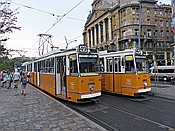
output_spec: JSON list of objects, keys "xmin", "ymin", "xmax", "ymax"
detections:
[
  {"xmin": 155, "ymin": 20, "xmax": 158, "ymax": 26},
  {"xmin": 166, "ymin": 30, "xmax": 169, "ymax": 38},
  {"xmin": 133, "ymin": 18, "xmax": 138, "ymax": 24},
  {"xmin": 113, "ymin": 15, "xmax": 116, "ymax": 22},
  {"xmin": 147, "ymin": 9, "xmax": 150, "ymax": 15},
  {"xmin": 121, "ymin": 9, "xmax": 126, "ymax": 17},
  {"xmin": 122, "ymin": 30, "xmax": 126, "ymax": 38},
  {"xmin": 123, "ymin": 19, "xmax": 126, "ymax": 26},
  {"xmin": 147, "ymin": 29, "xmax": 151, "ymax": 37},
  {"xmin": 166, "ymin": 21, "xmax": 168, "ymax": 27},
  {"xmin": 160, "ymin": 30, "xmax": 163, "ymax": 37},
  {"xmin": 114, "ymin": 24, "xmax": 116, "ymax": 30},
  {"xmin": 155, "ymin": 10, "xmax": 157, "ymax": 15},
  {"xmin": 154, "ymin": 30, "xmax": 158, "ymax": 37},
  {"xmin": 165, "ymin": 12, "xmax": 168, "ymax": 17},
  {"xmin": 147, "ymin": 19, "xmax": 150, "ymax": 25},
  {"xmin": 134, "ymin": 29, "xmax": 138, "ymax": 36},
  {"xmin": 160, "ymin": 20, "xmax": 163, "ymax": 27},
  {"xmin": 132, "ymin": 8, "xmax": 138, "ymax": 14},
  {"xmin": 160, "ymin": 11, "xmax": 163, "ymax": 16}
]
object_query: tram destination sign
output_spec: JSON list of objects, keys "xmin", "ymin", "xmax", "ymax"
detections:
[
  {"xmin": 79, "ymin": 54, "xmax": 98, "ymax": 58},
  {"xmin": 135, "ymin": 56, "xmax": 146, "ymax": 59},
  {"xmin": 78, "ymin": 45, "xmax": 88, "ymax": 53}
]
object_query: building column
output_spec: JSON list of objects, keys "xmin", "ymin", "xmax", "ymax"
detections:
[
  {"xmin": 87, "ymin": 30, "xmax": 90, "ymax": 48},
  {"xmin": 108, "ymin": 17, "xmax": 112, "ymax": 42},
  {"xmin": 91, "ymin": 28, "xmax": 93, "ymax": 47},
  {"xmin": 103, "ymin": 19, "xmax": 106, "ymax": 42},
  {"xmin": 94, "ymin": 26, "xmax": 97, "ymax": 46},
  {"xmin": 98, "ymin": 23, "xmax": 101, "ymax": 45}
]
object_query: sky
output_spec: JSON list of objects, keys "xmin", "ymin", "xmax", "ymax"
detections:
[{"xmin": 1, "ymin": 0, "xmax": 171, "ymax": 57}]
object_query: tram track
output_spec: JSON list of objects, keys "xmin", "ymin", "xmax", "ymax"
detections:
[
  {"xmin": 127, "ymin": 94, "xmax": 175, "ymax": 113},
  {"xmin": 99, "ymin": 101, "xmax": 175, "ymax": 131},
  {"xmin": 34, "ymin": 85, "xmax": 175, "ymax": 131},
  {"xmin": 61, "ymin": 96, "xmax": 175, "ymax": 131},
  {"xmin": 62, "ymin": 101, "xmax": 118, "ymax": 131}
]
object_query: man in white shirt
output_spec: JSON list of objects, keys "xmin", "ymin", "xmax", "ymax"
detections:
[{"xmin": 13, "ymin": 69, "xmax": 21, "ymax": 88}]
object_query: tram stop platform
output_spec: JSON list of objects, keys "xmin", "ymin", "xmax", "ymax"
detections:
[{"xmin": 0, "ymin": 84, "xmax": 106, "ymax": 131}]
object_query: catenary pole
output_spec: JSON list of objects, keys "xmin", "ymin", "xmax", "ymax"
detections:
[{"xmin": 138, "ymin": 0, "xmax": 142, "ymax": 49}]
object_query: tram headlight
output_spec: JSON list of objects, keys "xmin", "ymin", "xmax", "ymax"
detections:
[{"xmin": 90, "ymin": 86, "xmax": 94, "ymax": 91}]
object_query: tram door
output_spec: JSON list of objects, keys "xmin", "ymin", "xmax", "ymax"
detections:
[
  {"xmin": 106, "ymin": 57, "xmax": 114, "ymax": 91},
  {"xmin": 114, "ymin": 57, "xmax": 122, "ymax": 93},
  {"xmin": 55, "ymin": 57, "xmax": 66, "ymax": 97}
]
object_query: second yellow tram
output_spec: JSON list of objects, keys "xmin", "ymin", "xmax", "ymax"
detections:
[{"xmin": 99, "ymin": 48, "xmax": 151, "ymax": 97}]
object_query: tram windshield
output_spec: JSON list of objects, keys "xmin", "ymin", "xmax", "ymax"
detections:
[
  {"xmin": 135, "ymin": 56, "xmax": 149, "ymax": 73},
  {"xmin": 125, "ymin": 55, "xmax": 148, "ymax": 73},
  {"xmin": 78, "ymin": 54, "xmax": 98, "ymax": 76}
]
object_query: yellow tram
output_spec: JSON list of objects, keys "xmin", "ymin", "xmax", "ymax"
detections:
[
  {"xmin": 99, "ymin": 48, "xmax": 151, "ymax": 97},
  {"xmin": 25, "ymin": 45, "xmax": 101, "ymax": 103}
]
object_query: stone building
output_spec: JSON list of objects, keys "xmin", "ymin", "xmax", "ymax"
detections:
[{"xmin": 83, "ymin": 0, "xmax": 173, "ymax": 66}]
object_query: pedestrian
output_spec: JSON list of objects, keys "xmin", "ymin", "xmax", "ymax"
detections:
[
  {"xmin": 5, "ymin": 71, "xmax": 12, "ymax": 89},
  {"xmin": 2, "ymin": 71, "xmax": 6, "ymax": 88},
  {"xmin": 13, "ymin": 69, "xmax": 21, "ymax": 88},
  {"xmin": 20, "ymin": 72, "xmax": 28, "ymax": 95}
]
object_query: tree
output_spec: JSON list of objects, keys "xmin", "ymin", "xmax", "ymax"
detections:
[{"xmin": 0, "ymin": 2, "xmax": 21, "ymax": 56}]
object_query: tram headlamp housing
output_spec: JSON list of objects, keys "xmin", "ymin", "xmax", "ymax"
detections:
[
  {"xmin": 144, "ymin": 82, "xmax": 147, "ymax": 86},
  {"xmin": 90, "ymin": 87, "xmax": 94, "ymax": 91}
]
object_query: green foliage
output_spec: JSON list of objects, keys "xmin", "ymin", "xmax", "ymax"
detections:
[{"xmin": 0, "ymin": 56, "xmax": 30, "ymax": 71}]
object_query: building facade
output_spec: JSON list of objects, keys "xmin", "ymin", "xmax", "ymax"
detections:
[{"xmin": 83, "ymin": 0, "xmax": 173, "ymax": 66}]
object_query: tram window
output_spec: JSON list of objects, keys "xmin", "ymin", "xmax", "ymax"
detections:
[
  {"xmin": 70, "ymin": 54, "xmax": 78, "ymax": 75},
  {"xmin": 40, "ymin": 60, "xmax": 46, "ymax": 73},
  {"xmin": 34, "ymin": 62, "xmax": 37, "ymax": 72},
  {"xmin": 114, "ymin": 58, "xmax": 121, "ymax": 72},
  {"xmin": 106, "ymin": 58, "xmax": 113, "ymax": 72},
  {"xmin": 135, "ymin": 56, "xmax": 149, "ymax": 73},
  {"xmin": 125, "ymin": 55, "xmax": 135, "ymax": 73},
  {"xmin": 79, "ymin": 55, "xmax": 98, "ymax": 73}
]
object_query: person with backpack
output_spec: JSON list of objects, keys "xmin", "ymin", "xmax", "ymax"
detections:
[{"xmin": 20, "ymin": 72, "xmax": 28, "ymax": 95}]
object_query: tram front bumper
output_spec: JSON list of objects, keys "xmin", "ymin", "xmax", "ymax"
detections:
[
  {"xmin": 138, "ymin": 87, "xmax": 151, "ymax": 93},
  {"xmin": 80, "ymin": 92, "xmax": 101, "ymax": 99}
]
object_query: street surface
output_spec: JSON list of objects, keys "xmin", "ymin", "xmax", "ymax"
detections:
[{"xmin": 67, "ymin": 82, "xmax": 175, "ymax": 131}]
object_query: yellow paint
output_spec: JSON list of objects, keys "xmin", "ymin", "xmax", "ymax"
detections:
[
  {"xmin": 28, "ymin": 73, "xmax": 101, "ymax": 103},
  {"xmin": 101, "ymin": 73, "xmax": 150, "ymax": 96}
]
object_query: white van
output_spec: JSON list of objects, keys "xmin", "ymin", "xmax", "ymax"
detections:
[{"xmin": 150, "ymin": 66, "xmax": 175, "ymax": 81}]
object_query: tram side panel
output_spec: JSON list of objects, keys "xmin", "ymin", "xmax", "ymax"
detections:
[
  {"xmin": 29, "ymin": 72, "xmax": 35, "ymax": 85},
  {"xmin": 101, "ymin": 73, "xmax": 114, "ymax": 91},
  {"xmin": 39, "ymin": 73, "xmax": 55, "ymax": 95},
  {"xmin": 66, "ymin": 76, "xmax": 101, "ymax": 102},
  {"xmin": 102, "ymin": 73, "xmax": 151, "ymax": 96}
]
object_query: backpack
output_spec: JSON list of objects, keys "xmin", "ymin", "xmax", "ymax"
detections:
[{"xmin": 22, "ymin": 76, "xmax": 27, "ymax": 85}]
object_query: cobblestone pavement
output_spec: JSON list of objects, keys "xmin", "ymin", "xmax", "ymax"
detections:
[{"xmin": 0, "ymin": 84, "xmax": 106, "ymax": 131}]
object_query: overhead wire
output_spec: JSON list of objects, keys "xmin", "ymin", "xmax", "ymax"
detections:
[
  {"xmin": 45, "ymin": 0, "xmax": 85, "ymax": 33},
  {"xmin": 13, "ymin": 0, "xmax": 85, "ymax": 54},
  {"xmin": 11, "ymin": 1, "xmax": 85, "ymax": 22},
  {"xmin": 11, "ymin": 1, "xmax": 60, "ymax": 17}
]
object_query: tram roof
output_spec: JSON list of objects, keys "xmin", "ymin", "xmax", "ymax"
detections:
[
  {"xmin": 34, "ymin": 45, "xmax": 98, "ymax": 61},
  {"xmin": 99, "ymin": 49, "xmax": 135, "ymax": 57}
]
